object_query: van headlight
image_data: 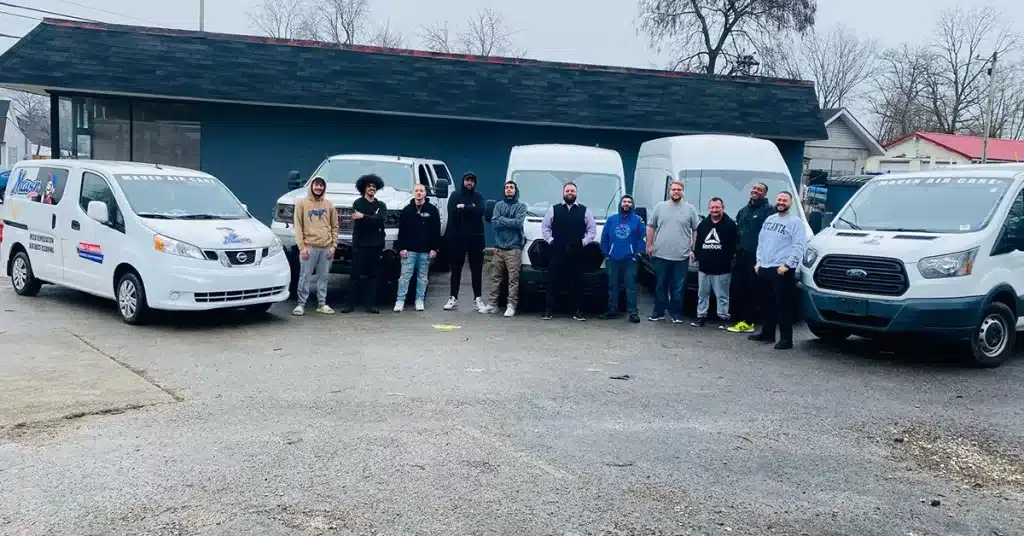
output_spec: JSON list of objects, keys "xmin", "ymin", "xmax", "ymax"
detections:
[
  {"xmin": 153, "ymin": 234, "xmax": 206, "ymax": 260},
  {"xmin": 917, "ymin": 247, "xmax": 978, "ymax": 279},
  {"xmin": 802, "ymin": 247, "xmax": 819, "ymax": 268},
  {"xmin": 266, "ymin": 237, "xmax": 284, "ymax": 257}
]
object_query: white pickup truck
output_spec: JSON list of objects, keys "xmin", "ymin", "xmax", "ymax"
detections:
[{"xmin": 270, "ymin": 154, "xmax": 452, "ymax": 294}]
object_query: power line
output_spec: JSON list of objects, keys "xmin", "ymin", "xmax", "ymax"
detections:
[
  {"xmin": 0, "ymin": 1, "xmax": 99, "ymax": 23},
  {"xmin": 0, "ymin": 8, "xmax": 38, "ymax": 21},
  {"xmin": 51, "ymin": 0, "xmax": 158, "ymax": 26}
]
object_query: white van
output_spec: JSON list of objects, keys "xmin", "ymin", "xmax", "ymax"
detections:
[
  {"xmin": 501, "ymin": 144, "xmax": 626, "ymax": 298},
  {"xmin": 801, "ymin": 164, "xmax": 1024, "ymax": 368},
  {"xmin": 271, "ymin": 154, "xmax": 452, "ymax": 293},
  {"xmin": 1, "ymin": 160, "xmax": 290, "ymax": 324},
  {"xmin": 633, "ymin": 134, "xmax": 812, "ymax": 289}
]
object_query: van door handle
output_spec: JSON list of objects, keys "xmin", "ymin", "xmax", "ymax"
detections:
[
  {"xmin": 71, "ymin": 220, "xmax": 80, "ymax": 230},
  {"xmin": 51, "ymin": 214, "xmax": 56, "ymax": 229}
]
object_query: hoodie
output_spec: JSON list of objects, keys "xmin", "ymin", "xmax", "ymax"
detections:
[
  {"xmin": 756, "ymin": 210, "xmax": 807, "ymax": 269},
  {"xmin": 600, "ymin": 196, "xmax": 646, "ymax": 262},
  {"xmin": 293, "ymin": 177, "xmax": 339, "ymax": 250},
  {"xmin": 491, "ymin": 181, "xmax": 527, "ymax": 249},
  {"xmin": 694, "ymin": 214, "xmax": 738, "ymax": 275},
  {"xmin": 735, "ymin": 197, "xmax": 776, "ymax": 253},
  {"xmin": 446, "ymin": 173, "xmax": 486, "ymax": 238},
  {"xmin": 395, "ymin": 198, "xmax": 441, "ymax": 253}
]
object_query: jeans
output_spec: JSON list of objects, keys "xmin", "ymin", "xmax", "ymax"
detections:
[
  {"xmin": 757, "ymin": 266, "xmax": 798, "ymax": 341},
  {"xmin": 346, "ymin": 246, "xmax": 382, "ymax": 308},
  {"xmin": 487, "ymin": 248, "xmax": 522, "ymax": 309},
  {"xmin": 697, "ymin": 272, "xmax": 731, "ymax": 319},
  {"xmin": 606, "ymin": 258, "xmax": 638, "ymax": 314},
  {"xmin": 652, "ymin": 257, "xmax": 689, "ymax": 320},
  {"xmin": 449, "ymin": 235, "xmax": 485, "ymax": 299},
  {"xmin": 297, "ymin": 247, "xmax": 332, "ymax": 306},
  {"xmin": 396, "ymin": 252, "xmax": 430, "ymax": 302}
]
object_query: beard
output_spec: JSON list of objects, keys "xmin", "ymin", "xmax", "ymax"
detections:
[
  {"xmin": 776, "ymin": 204, "xmax": 788, "ymax": 213},
  {"xmin": 563, "ymin": 195, "xmax": 577, "ymax": 204}
]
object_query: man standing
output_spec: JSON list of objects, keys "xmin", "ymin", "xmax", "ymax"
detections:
[
  {"xmin": 444, "ymin": 172, "xmax": 486, "ymax": 311},
  {"xmin": 394, "ymin": 183, "xmax": 440, "ymax": 313},
  {"xmin": 646, "ymin": 180, "xmax": 701, "ymax": 323},
  {"xmin": 750, "ymin": 191, "xmax": 807, "ymax": 350},
  {"xmin": 727, "ymin": 183, "xmax": 775, "ymax": 333},
  {"xmin": 292, "ymin": 175, "xmax": 338, "ymax": 316},
  {"xmin": 598, "ymin": 194, "xmax": 645, "ymax": 323},
  {"xmin": 541, "ymin": 182, "xmax": 596, "ymax": 321},
  {"xmin": 342, "ymin": 174, "xmax": 386, "ymax": 314},
  {"xmin": 480, "ymin": 180, "xmax": 527, "ymax": 317},
  {"xmin": 692, "ymin": 197, "xmax": 738, "ymax": 328}
]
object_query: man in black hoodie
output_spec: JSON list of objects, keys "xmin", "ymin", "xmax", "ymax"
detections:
[
  {"xmin": 394, "ymin": 183, "xmax": 441, "ymax": 313},
  {"xmin": 343, "ymin": 174, "xmax": 387, "ymax": 314},
  {"xmin": 443, "ymin": 172, "xmax": 486, "ymax": 311},
  {"xmin": 692, "ymin": 197, "xmax": 738, "ymax": 328},
  {"xmin": 726, "ymin": 182, "xmax": 775, "ymax": 333}
]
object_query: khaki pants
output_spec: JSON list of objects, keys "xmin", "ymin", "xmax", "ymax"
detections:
[{"xmin": 487, "ymin": 248, "xmax": 522, "ymax": 309}]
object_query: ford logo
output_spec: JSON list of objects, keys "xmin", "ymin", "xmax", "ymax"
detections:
[{"xmin": 846, "ymin": 268, "xmax": 868, "ymax": 278}]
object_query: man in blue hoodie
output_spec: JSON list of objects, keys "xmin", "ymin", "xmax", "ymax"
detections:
[
  {"xmin": 599, "ymin": 194, "xmax": 645, "ymax": 323},
  {"xmin": 480, "ymin": 180, "xmax": 527, "ymax": 317}
]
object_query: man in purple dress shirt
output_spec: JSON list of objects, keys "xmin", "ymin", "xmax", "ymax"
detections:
[{"xmin": 540, "ymin": 182, "xmax": 597, "ymax": 321}]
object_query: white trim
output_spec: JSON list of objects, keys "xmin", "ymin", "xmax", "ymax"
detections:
[
  {"xmin": 822, "ymin": 108, "xmax": 885, "ymax": 156},
  {"xmin": 0, "ymin": 83, "xmax": 818, "ymax": 142}
]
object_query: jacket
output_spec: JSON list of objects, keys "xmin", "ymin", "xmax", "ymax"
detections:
[
  {"xmin": 395, "ymin": 199, "xmax": 441, "ymax": 253},
  {"xmin": 735, "ymin": 197, "xmax": 776, "ymax": 253},
  {"xmin": 293, "ymin": 182, "xmax": 339, "ymax": 250},
  {"xmin": 694, "ymin": 214, "xmax": 738, "ymax": 275},
  {"xmin": 491, "ymin": 185, "xmax": 527, "ymax": 249},
  {"xmin": 446, "ymin": 186, "xmax": 486, "ymax": 238},
  {"xmin": 600, "ymin": 208, "xmax": 646, "ymax": 261},
  {"xmin": 351, "ymin": 196, "xmax": 386, "ymax": 248}
]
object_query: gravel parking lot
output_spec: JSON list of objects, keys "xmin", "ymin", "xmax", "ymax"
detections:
[{"xmin": 1, "ymin": 274, "xmax": 1023, "ymax": 536}]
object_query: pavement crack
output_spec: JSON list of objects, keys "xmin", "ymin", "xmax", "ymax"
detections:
[{"xmin": 70, "ymin": 332, "xmax": 184, "ymax": 402}]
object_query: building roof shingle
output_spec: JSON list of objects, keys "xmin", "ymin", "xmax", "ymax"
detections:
[{"xmin": 886, "ymin": 131, "xmax": 1024, "ymax": 162}]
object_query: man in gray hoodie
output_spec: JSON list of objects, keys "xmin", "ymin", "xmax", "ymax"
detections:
[
  {"xmin": 481, "ymin": 180, "xmax": 527, "ymax": 317},
  {"xmin": 750, "ymin": 191, "xmax": 807, "ymax": 350}
]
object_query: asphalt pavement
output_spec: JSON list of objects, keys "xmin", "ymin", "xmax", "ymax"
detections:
[{"xmin": 1, "ymin": 273, "xmax": 1022, "ymax": 536}]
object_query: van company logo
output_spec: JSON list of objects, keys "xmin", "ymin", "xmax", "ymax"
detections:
[
  {"xmin": 12, "ymin": 169, "xmax": 40, "ymax": 197},
  {"xmin": 218, "ymin": 227, "xmax": 252, "ymax": 245},
  {"xmin": 845, "ymin": 269, "xmax": 868, "ymax": 279}
]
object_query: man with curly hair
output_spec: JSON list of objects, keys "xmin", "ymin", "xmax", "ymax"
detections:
[{"xmin": 342, "ymin": 174, "xmax": 387, "ymax": 314}]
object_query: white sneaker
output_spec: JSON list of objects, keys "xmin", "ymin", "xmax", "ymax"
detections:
[
  {"xmin": 478, "ymin": 304, "xmax": 497, "ymax": 314},
  {"xmin": 443, "ymin": 296, "xmax": 458, "ymax": 310},
  {"xmin": 504, "ymin": 305, "xmax": 516, "ymax": 317},
  {"xmin": 393, "ymin": 301, "xmax": 404, "ymax": 312},
  {"xmin": 292, "ymin": 305, "xmax": 304, "ymax": 316},
  {"xmin": 474, "ymin": 297, "xmax": 486, "ymax": 311},
  {"xmin": 415, "ymin": 300, "xmax": 425, "ymax": 311}
]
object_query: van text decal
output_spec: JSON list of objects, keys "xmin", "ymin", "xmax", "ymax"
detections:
[
  {"xmin": 118, "ymin": 175, "xmax": 217, "ymax": 184},
  {"xmin": 77, "ymin": 242, "xmax": 104, "ymax": 264},
  {"xmin": 217, "ymin": 227, "xmax": 252, "ymax": 245},
  {"xmin": 874, "ymin": 177, "xmax": 1010, "ymax": 186},
  {"xmin": 28, "ymin": 233, "xmax": 55, "ymax": 254},
  {"xmin": 12, "ymin": 169, "xmax": 41, "ymax": 198}
]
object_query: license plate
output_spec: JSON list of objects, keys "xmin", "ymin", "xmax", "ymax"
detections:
[{"xmin": 834, "ymin": 297, "xmax": 868, "ymax": 316}]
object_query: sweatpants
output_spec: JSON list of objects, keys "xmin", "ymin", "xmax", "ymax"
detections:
[
  {"xmin": 449, "ymin": 235, "xmax": 485, "ymax": 299},
  {"xmin": 697, "ymin": 272, "xmax": 731, "ymax": 319},
  {"xmin": 297, "ymin": 247, "xmax": 332, "ymax": 306},
  {"xmin": 487, "ymin": 247, "xmax": 522, "ymax": 309}
]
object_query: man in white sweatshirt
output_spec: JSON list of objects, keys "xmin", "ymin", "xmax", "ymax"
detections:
[{"xmin": 749, "ymin": 191, "xmax": 807, "ymax": 350}]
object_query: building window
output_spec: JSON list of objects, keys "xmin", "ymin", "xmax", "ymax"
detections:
[
  {"xmin": 132, "ymin": 101, "xmax": 201, "ymax": 170},
  {"xmin": 88, "ymin": 98, "xmax": 130, "ymax": 161}
]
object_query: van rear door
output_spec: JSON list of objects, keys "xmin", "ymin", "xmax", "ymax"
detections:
[{"xmin": 5, "ymin": 165, "xmax": 69, "ymax": 282}]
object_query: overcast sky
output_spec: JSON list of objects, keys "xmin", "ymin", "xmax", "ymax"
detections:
[{"xmin": 1, "ymin": 0, "xmax": 1020, "ymax": 68}]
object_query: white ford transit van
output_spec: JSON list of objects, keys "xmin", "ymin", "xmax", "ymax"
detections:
[
  {"xmin": 801, "ymin": 164, "xmax": 1024, "ymax": 367},
  {"xmin": 1, "ymin": 160, "xmax": 290, "ymax": 324}
]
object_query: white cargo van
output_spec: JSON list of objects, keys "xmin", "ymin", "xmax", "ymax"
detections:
[
  {"xmin": 499, "ymin": 144, "xmax": 626, "ymax": 298},
  {"xmin": 1, "ymin": 160, "xmax": 290, "ymax": 324},
  {"xmin": 633, "ymin": 134, "xmax": 811, "ymax": 290},
  {"xmin": 801, "ymin": 164, "xmax": 1024, "ymax": 367},
  {"xmin": 271, "ymin": 154, "xmax": 452, "ymax": 294}
]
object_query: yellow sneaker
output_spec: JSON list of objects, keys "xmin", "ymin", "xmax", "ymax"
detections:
[{"xmin": 726, "ymin": 321, "xmax": 755, "ymax": 333}]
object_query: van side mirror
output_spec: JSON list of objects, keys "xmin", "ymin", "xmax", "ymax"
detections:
[
  {"xmin": 484, "ymin": 199, "xmax": 497, "ymax": 223},
  {"xmin": 634, "ymin": 207, "xmax": 648, "ymax": 225},
  {"xmin": 434, "ymin": 179, "xmax": 450, "ymax": 198},
  {"xmin": 87, "ymin": 200, "xmax": 109, "ymax": 224},
  {"xmin": 287, "ymin": 171, "xmax": 303, "ymax": 190}
]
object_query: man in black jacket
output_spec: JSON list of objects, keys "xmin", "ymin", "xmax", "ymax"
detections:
[
  {"xmin": 541, "ymin": 182, "xmax": 597, "ymax": 321},
  {"xmin": 726, "ymin": 182, "xmax": 775, "ymax": 333},
  {"xmin": 443, "ymin": 172, "xmax": 486, "ymax": 311},
  {"xmin": 393, "ymin": 183, "xmax": 441, "ymax": 313},
  {"xmin": 692, "ymin": 197, "xmax": 739, "ymax": 328},
  {"xmin": 343, "ymin": 174, "xmax": 387, "ymax": 314}
]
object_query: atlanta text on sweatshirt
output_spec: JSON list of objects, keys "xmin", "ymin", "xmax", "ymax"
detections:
[{"xmin": 755, "ymin": 212, "xmax": 807, "ymax": 269}]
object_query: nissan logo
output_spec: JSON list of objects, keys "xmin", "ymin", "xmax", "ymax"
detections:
[
  {"xmin": 236, "ymin": 252, "xmax": 248, "ymax": 263},
  {"xmin": 846, "ymin": 268, "xmax": 868, "ymax": 278}
]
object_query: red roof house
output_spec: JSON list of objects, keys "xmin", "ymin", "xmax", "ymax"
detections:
[{"xmin": 883, "ymin": 131, "xmax": 1024, "ymax": 163}]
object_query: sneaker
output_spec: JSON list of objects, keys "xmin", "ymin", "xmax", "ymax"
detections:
[
  {"xmin": 573, "ymin": 311, "xmax": 586, "ymax": 321},
  {"xmin": 394, "ymin": 301, "xmax": 404, "ymax": 313},
  {"xmin": 443, "ymin": 296, "xmax": 458, "ymax": 310},
  {"xmin": 717, "ymin": 317, "xmax": 731, "ymax": 330},
  {"xmin": 366, "ymin": 307, "xmax": 380, "ymax": 314},
  {"xmin": 474, "ymin": 297, "xmax": 487, "ymax": 311},
  {"xmin": 316, "ymin": 305, "xmax": 335, "ymax": 315},
  {"xmin": 648, "ymin": 314, "xmax": 664, "ymax": 322},
  {"xmin": 726, "ymin": 321, "xmax": 755, "ymax": 333},
  {"xmin": 599, "ymin": 311, "xmax": 617, "ymax": 320},
  {"xmin": 415, "ymin": 300, "xmax": 425, "ymax": 311},
  {"xmin": 504, "ymin": 305, "xmax": 516, "ymax": 318},
  {"xmin": 478, "ymin": 304, "xmax": 497, "ymax": 314},
  {"xmin": 542, "ymin": 311, "xmax": 553, "ymax": 320},
  {"xmin": 628, "ymin": 313, "xmax": 641, "ymax": 323},
  {"xmin": 292, "ymin": 305, "xmax": 305, "ymax": 316},
  {"xmin": 691, "ymin": 316, "xmax": 706, "ymax": 327},
  {"xmin": 671, "ymin": 317, "xmax": 684, "ymax": 324},
  {"xmin": 340, "ymin": 306, "xmax": 354, "ymax": 314}
]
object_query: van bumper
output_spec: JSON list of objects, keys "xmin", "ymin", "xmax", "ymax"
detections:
[
  {"xmin": 146, "ymin": 255, "xmax": 292, "ymax": 311},
  {"xmin": 520, "ymin": 265, "xmax": 608, "ymax": 295},
  {"xmin": 800, "ymin": 286, "xmax": 983, "ymax": 339}
]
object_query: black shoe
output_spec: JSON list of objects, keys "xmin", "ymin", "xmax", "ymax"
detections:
[
  {"xmin": 748, "ymin": 331, "xmax": 775, "ymax": 343},
  {"xmin": 774, "ymin": 340, "xmax": 793, "ymax": 350},
  {"xmin": 341, "ymin": 306, "xmax": 354, "ymax": 314},
  {"xmin": 573, "ymin": 311, "xmax": 586, "ymax": 321},
  {"xmin": 542, "ymin": 311, "xmax": 553, "ymax": 320},
  {"xmin": 690, "ymin": 316, "xmax": 706, "ymax": 327},
  {"xmin": 599, "ymin": 311, "xmax": 617, "ymax": 320},
  {"xmin": 628, "ymin": 314, "xmax": 641, "ymax": 323},
  {"xmin": 366, "ymin": 307, "xmax": 380, "ymax": 314}
]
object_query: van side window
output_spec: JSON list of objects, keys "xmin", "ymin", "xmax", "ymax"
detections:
[
  {"xmin": 993, "ymin": 188, "xmax": 1024, "ymax": 256},
  {"xmin": 418, "ymin": 165, "xmax": 431, "ymax": 188},
  {"xmin": 80, "ymin": 172, "xmax": 125, "ymax": 233},
  {"xmin": 31, "ymin": 167, "xmax": 70, "ymax": 206},
  {"xmin": 432, "ymin": 164, "xmax": 451, "ymax": 183}
]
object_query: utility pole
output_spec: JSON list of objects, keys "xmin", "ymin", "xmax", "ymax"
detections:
[
  {"xmin": 199, "ymin": 0, "xmax": 205, "ymax": 31},
  {"xmin": 981, "ymin": 51, "xmax": 998, "ymax": 164}
]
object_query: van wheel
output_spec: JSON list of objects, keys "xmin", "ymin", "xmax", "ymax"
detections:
[
  {"xmin": 968, "ymin": 302, "xmax": 1015, "ymax": 368},
  {"xmin": 807, "ymin": 322, "xmax": 851, "ymax": 343},
  {"xmin": 10, "ymin": 251, "xmax": 42, "ymax": 296},
  {"xmin": 116, "ymin": 272, "xmax": 150, "ymax": 325}
]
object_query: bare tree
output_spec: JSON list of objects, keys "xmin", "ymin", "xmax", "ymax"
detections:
[
  {"xmin": 247, "ymin": 0, "xmax": 308, "ymax": 39},
  {"xmin": 418, "ymin": 21, "xmax": 456, "ymax": 54},
  {"xmin": 983, "ymin": 60, "xmax": 1024, "ymax": 140},
  {"xmin": 369, "ymin": 18, "xmax": 404, "ymax": 48},
  {"xmin": 299, "ymin": 0, "xmax": 371, "ymax": 45},
  {"xmin": 7, "ymin": 92, "xmax": 50, "ymax": 153},
  {"xmin": 864, "ymin": 45, "xmax": 936, "ymax": 143},
  {"xmin": 799, "ymin": 24, "xmax": 877, "ymax": 108},
  {"xmin": 419, "ymin": 9, "xmax": 525, "ymax": 57},
  {"xmin": 636, "ymin": 0, "xmax": 817, "ymax": 75}
]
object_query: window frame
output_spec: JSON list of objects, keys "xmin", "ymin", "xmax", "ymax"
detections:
[{"xmin": 79, "ymin": 170, "xmax": 126, "ymax": 234}]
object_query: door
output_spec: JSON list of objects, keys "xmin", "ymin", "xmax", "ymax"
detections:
[
  {"xmin": 430, "ymin": 163, "xmax": 452, "ymax": 234},
  {"xmin": 63, "ymin": 171, "xmax": 124, "ymax": 293},
  {"xmin": 6, "ymin": 166, "xmax": 69, "ymax": 282}
]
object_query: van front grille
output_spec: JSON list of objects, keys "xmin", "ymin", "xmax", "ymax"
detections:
[
  {"xmin": 813, "ymin": 254, "xmax": 909, "ymax": 296},
  {"xmin": 194, "ymin": 286, "xmax": 285, "ymax": 303}
]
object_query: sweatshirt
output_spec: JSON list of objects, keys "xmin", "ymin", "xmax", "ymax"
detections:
[
  {"xmin": 736, "ymin": 197, "xmax": 776, "ymax": 253},
  {"xmin": 395, "ymin": 199, "xmax": 441, "ymax": 253},
  {"xmin": 755, "ymin": 211, "xmax": 807, "ymax": 269},
  {"xmin": 352, "ymin": 196, "xmax": 387, "ymax": 248},
  {"xmin": 491, "ymin": 185, "xmax": 527, "ymax": 249},
  {"xmin": 694, "ymin": 214, "xmax": 738, "ymax": 275},
  {"xmin": 600, "ymin": 206, "xmax": 646, "ymax": 261},
  {"xmin": 446, "ymin": 185, "xmax": 486, "ymax": 238},
  {"xmin": 293, "ymin": 184, "xmax": 339, "ymax": 250}
]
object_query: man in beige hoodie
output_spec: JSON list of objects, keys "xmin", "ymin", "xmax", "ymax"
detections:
[{"xmin": 292, "ymin": 176, "xmax": 339, "ymax": 315}]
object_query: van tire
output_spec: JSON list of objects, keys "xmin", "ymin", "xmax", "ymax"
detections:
[
  {"xmin": 116, "ymin": 272, "xmax": 149, "ymax": 325},
  {"xmin": 807, "ymin": 322, "xmax": 851, "ymax": 343},
  {"xmin": 10, "ymin": 251, "xmax": 42, "ymax": 297},
  {"xmin": 967, "ymin": 301, "xmax": 1015, "ymax": 368}
]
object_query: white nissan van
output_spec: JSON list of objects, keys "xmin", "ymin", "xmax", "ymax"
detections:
[
  {"xmin": 801, "ymin": 164, "xmax": 1024, "ymax": 367},
  {"xmin": 1, "ymin": 160, "xmax": 290, "ymax": 324}
]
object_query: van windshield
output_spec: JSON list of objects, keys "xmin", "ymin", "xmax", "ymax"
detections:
[
  {"xmin": 313, "ymin": 159, "xmax": 415, "ymax": 191},
  {"xmin": 834, "ymin": 176, "xmax": 1013, "ymax": 233},
  {"xmin": 681, "ymin": 170, "xmax": 801, "ymax": 219},
  {"xmin": 511, "ymin": 170, "xmax": 623, "ymax": 220},
  {"xmin": 113, "ymin": 174, "xmax": 249, "ymax": 220}
]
